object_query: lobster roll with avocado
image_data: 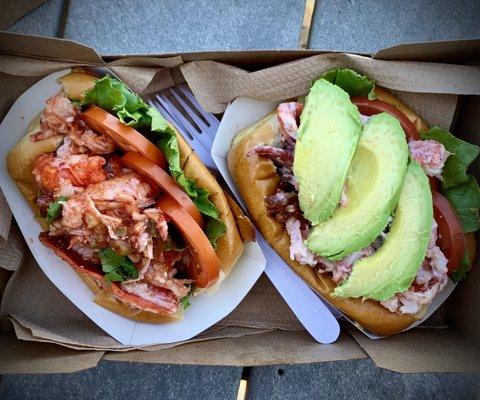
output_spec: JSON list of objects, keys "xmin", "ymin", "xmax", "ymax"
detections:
[{"xmin": 227, "ymin": 68, "xmax": 478, "ymax": 336}]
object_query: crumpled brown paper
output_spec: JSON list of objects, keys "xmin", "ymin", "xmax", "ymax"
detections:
[
  {"xmin": 0, "ymin": 54, "xmax": 183, "ymax": 94},
  {"xmin": 180, "ymin": 52, "xmax": 480, "ymax": 126},
  {"xmin": 0, "ymin": 224, "xmax": 24, "ymax": 272},
  {"xmin": 0, "ymin": 190, "xmax": 23, "ymax": 271},
  {"xmin": 0, "ymin": 189, "xmax": 12, "ymax": 244}
]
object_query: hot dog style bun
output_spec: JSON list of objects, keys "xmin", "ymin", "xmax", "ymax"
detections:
[
  {"xmin": 228, "ymin": 84, "xmax": 476, "ymax": 336},
  {"xmin": 7, "ymin": 70, "xmax": 244, "ymax": 323}
]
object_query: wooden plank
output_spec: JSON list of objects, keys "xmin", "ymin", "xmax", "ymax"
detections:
[{"xmin": 298, "ymin": 0, "xmax": 317, "ymax": 49}]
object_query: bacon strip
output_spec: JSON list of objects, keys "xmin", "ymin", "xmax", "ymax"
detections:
[
  {"xmin": 39, "ymin": 233, "xmax": 104, "ymax": 284},
  {"xmin": 115, "ymin": 282, "xmax": 178, "ymax": 315},
  {"xmin": 247, "ymin": 145, "xmax": 293, "ymax": 166},
  {"xmin": 265, "ymin": 190, "xmax": 298, "ymax": 212},
  {"xmin": 277, "ymin": 167, "xmax": 298, "ymax": 191}
]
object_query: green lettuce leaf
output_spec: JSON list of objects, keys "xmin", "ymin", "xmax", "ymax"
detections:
[
  {"xmin": 46, "ymin": 196, "xmax": 68, "ymax": 224},
  {"xmin": 205, "ymin": 218, "xmax": 227, "ymax": 250},
  {"xmin": 180, "ymin": 295, "xmax": 191, "ymax": 310},
  {"xmin": 82, "ymin": 77, "xmax": 128, "ymax": 114},
  {"xmin": 180, "ymin": 285, "xmax": 195, "ymax": 310},
  {"xmin": 421, "ymin": 127, "xmax": 480, "ymax": 190},
  {"xmin": 418, "ymin": 127, "xmax": 480, "ymax": 282},
  {"xmin": 82, "ymin": 76, "xmax": 226, "ymax": 247},
  {"xmin": 451, "ymin": 253, "xmax": 472, "ymax": 283},
  {"xmin": 99, "ymin": 248, "xmax": 138, "ymax": 282},
  {"xmin": 83, "ymin": 76, "xmax": 158, "ymax": 128},
  {"xmin": 317, "ymin": 68, "xmax": 377, "ymax": 99},
  {"xmin": 444, "ymin": 175, "xmax": 480, "ymax": 234}
]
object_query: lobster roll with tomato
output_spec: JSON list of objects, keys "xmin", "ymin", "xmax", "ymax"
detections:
[
  {"xmin": 6, "ymin": 69, "xmax": 248, "ymax": 323},
  {"xmin": 227, "ymin": 68, "xmax": 478, "ymax": 336}
]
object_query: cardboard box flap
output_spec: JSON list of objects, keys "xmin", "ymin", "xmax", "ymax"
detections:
[
  {"xmin": 0, "ymin": 31, "xmax": 103, "ymax": 64},
  {"xmin": 9, "ymin": 317, "xmax": 272, "ymax": 353},
  {"xmin": 373, "ymin": 39, "xmax": 480, "ymax": 63},
  {"xmin": 0, "ymin": 332, "xmax": 103, "ymax": 374},
  {"xmin": 103, "ymin": 50, "xmax": 331, "ymax": 68},
  {"xmin": 349, "ymin": 327, "xmax": 480, "ymax": 373}
]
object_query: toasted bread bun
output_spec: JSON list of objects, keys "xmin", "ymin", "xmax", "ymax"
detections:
[
  {"xmin": 374, "ymin": 87, "xmax": 430, "ymax": 134},
  {"xmin": 6, "ymin": 115, "xmax": 63, "ymax": 211},
  {"xmin": 7, "ymin": 71, "xmax": 243, "ymax": 323},
  {"xmin": 224, "ymin": 190, "xmax": 256, "ymax": 243},
  {"xmin": 175, "ymin": 127, "xmax": 243, "ymax": 274},
  {"xmin": 227, "ymin": 85, "xmax": 475, "ymax": 336}
]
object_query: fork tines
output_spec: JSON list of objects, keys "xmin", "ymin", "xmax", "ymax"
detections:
[{"xmin": 148, "ymin": 84, "xmax": 219, "ymax": 170}]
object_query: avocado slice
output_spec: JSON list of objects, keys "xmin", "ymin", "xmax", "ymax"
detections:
[
  {"xmin": 294, "ymin": 79, "xmax": 362, "ymax": 225},
  {"xmin": 306, "ymin": 113, "xmax": 409, "ymax": 260},
  {"xmin": 333, "ymin": 160, "xmax": 433, "ymax": 301}
]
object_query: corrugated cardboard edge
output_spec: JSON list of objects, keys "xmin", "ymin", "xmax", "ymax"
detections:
[
  {"xmin": 0, "ymin": 31, "xmax": 103, "ymax": 64},
  {"xmin": 373, "ymin": 39, "xmax": 480, "ymax": 63}
]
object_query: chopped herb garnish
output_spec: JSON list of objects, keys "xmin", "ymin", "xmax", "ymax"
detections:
[
  {"xmin": 180, "ymin": 285, "xmax": 195, "ymax": 310},
  {"xmin": 180, "ymin": 295, "xmax": 190, "ymax": 310},
  {"xmin": 99, "ymin": 248, "xmax": 139, "ymax": 282},
  {"xmin": 46, "ymin": 196, "xmax": 68, "ymax": 223}
]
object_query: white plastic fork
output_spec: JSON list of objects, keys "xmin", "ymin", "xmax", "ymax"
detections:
[
  {"xmin": 148, "ymin": 86, "xmax": 341, "ymax": 344},
  {"xmin": 149, "ymin": 84, "xmax": 218, "ymax": 170}
]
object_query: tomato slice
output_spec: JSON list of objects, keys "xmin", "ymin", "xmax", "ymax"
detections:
[
  {"xmin": 80, "ymin": 105, "xmax": 167, "ymax": 169},
  {"xmin": 432, "ymin": 191, "xmax": 466, "ymax": 273},
  {"xmin": 429, "ymin": 176, "xmax": 441, "ymax": 191},
  {"xmin": 157, "ymin": 195, "xmax": 220, "ymax": 288},
  {"xmin": 351, "ymin": 97, "xmax": 420, "ymax": 141},
  {"xmin": 121, "ymin": 151, "xmax": 203, "ymax": 227}
]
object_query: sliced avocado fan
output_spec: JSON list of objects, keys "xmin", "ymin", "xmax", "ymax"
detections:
[
  {"xmin": 294, "ymin": 79, "xmax": 362, "ymax": 225},
  {"xmin": 332, "ymin": 160, "xmax": 433, "ymax": 301},
  {"xmin": 306, "ymin": 113, "xmax": 409, "ymax": 260}
]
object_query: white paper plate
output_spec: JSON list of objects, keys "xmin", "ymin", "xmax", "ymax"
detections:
[
  {"xmin": 0, "ymin": 70, "xmax": 266, "ymax": 346},
  {"xmin": 211, "ymin": 97, "xmax": 455, "ymax": 339}
]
